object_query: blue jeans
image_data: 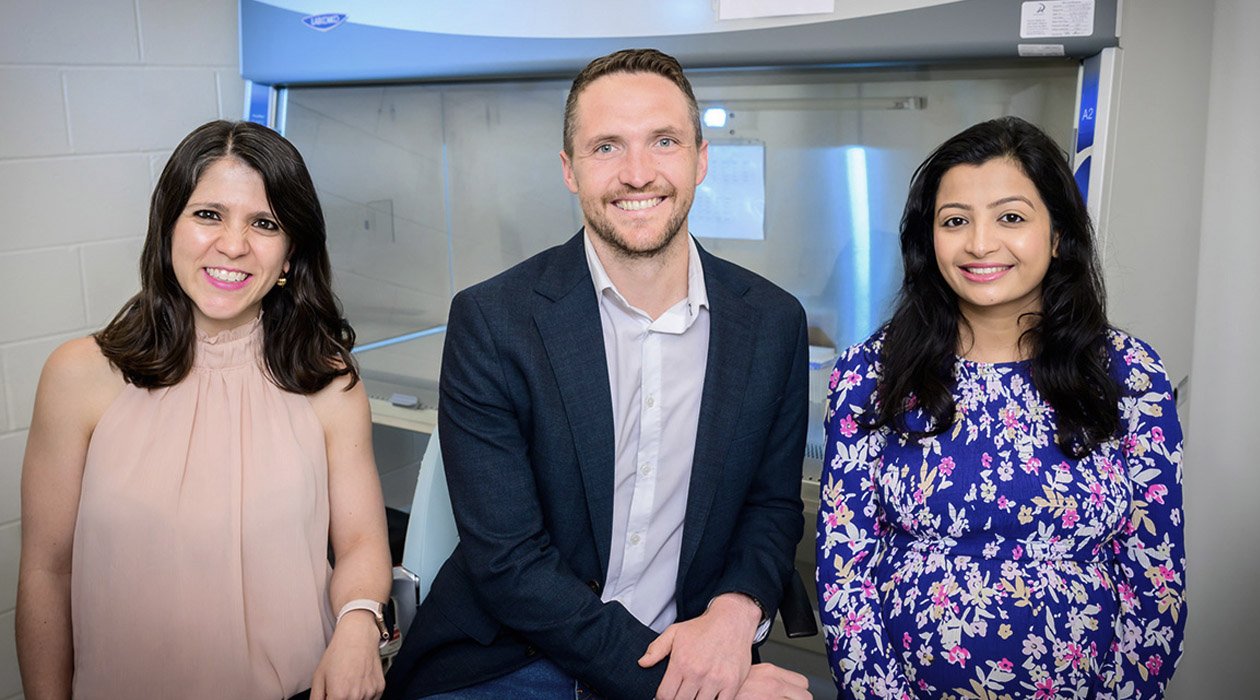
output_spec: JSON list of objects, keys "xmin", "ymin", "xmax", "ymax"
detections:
[{"xmin": 423, "ymin": 658, "xmax": 602, "ymax": 700}]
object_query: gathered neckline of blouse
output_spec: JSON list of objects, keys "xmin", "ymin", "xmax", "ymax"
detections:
[
  {"xmin": 192, "ymin": 316, "xmax": 263, "ymax": 371},
  {"xmin": 953, "ymin": 354, "xmax": 1031, "ymax": 369}
]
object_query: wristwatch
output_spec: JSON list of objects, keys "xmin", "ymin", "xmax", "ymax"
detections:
[{"xmin": 337, "ymin": 598, "xmax": 390, "ymax": 648}]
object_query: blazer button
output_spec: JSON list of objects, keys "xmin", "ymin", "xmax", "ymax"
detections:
[
  {"xmin": 526, "ymin": 644, "xmax": 537, "ymax": 657},
  {"xmin": 586, "ymin": 579, "xmax": 602, "ymax": 595}
]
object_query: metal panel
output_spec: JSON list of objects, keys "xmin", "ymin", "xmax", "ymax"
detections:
[
  {"xmin": 241, "ymin": 0, "xmax": 1117, "ymax": 85},
  {"xmin": 1072, "ymin": 47, "xmax": 1122, "ymax": 261}
]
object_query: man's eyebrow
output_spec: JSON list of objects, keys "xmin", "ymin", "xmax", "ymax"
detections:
[
  {"xmin": 582, "ymin": 126, "xmax": 687, "ymax": 144},
  {"xmin": 582, "ymin": 132, "xmax": 622, "ymax": 146}
]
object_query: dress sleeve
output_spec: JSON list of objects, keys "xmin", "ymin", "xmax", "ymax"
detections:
[
  {"xmin": 1097, "ymin": 334, "xmax": 1187, "ymax": 700},
  {"xmin": 816, "ymin": 340, "xmax": 914, "ymax": 700}
]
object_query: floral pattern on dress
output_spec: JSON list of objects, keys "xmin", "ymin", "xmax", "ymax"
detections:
[{"xmin": 816, "ymin": 330, "xmax": 1185, "ymax": 700}]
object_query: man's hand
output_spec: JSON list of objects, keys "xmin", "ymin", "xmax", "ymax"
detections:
[
  {"xmin": 310, "ymin": 612, "xmax": 386, "ymax": 700},
  {"xmin": 638, "ymin": 593, "xmax": 763, "ymax": 700},
  {"xmin": 735, "ymin": 664, "xmax": 811, "ymax": 700}
]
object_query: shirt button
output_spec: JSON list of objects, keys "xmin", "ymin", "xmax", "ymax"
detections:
[
  {"xmin": 640, "ymin": 464, "xmax": 651, "ymax": 476},
  {"xmin": 646, "ymin": 396, "xmax": 655, "ymax": 408},
  {"xmin": 630, "ymin": 534, "xmax": 641, "ymax": 545}
]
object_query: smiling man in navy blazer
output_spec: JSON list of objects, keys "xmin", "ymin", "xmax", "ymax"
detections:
[{"xmin": 384, "ymin": 49, "xmax": 811, "ymax": 700}]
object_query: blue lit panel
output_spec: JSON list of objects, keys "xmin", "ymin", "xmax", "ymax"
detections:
[
  {"xmin": 245, "ymin": 80, "xmax": 273, "ymax": 126},
  {"xmin": 1072, "ymin": 53, "xmax": 1101, "ymax": 202},
  {"xmin": 845, "ymin": 146, "xmax": 871, "ymax": 337}
]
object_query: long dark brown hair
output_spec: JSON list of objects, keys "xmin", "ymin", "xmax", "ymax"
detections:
[
  {"xmin": 95, "ymin": 120, "xmax": 357, "ymax": 393},
  {"xmin": 870, "ymin": 116, "xmax": 1118, "ymax": 458}
]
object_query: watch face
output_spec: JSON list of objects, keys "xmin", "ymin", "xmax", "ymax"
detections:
[{"xmin": 374, "ymin": 602, "xmax": 390, "ymax": 641}]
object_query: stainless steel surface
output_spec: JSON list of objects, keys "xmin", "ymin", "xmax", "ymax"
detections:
[{"xmin": 285, "ymin": 61, "xmax": 1078, "ymax": 387}]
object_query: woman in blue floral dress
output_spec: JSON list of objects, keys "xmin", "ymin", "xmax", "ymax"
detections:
[{"xmin": 816, "ymin": 117, "xmax": 1185, "ymax": 700}]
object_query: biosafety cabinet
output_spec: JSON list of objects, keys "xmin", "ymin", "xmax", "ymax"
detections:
[{"xmin": 238, "ymin": 0, "xmax": 1125, "ymax": 662}]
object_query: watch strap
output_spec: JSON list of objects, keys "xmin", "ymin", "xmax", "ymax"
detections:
[{"xmin": 336, "ymin": 598, "xmax": 390, "ymax": 647}]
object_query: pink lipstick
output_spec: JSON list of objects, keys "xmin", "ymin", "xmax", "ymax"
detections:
[{"xmin": 202, "ymin": 267, "xmax": 251, "ymax": 290}]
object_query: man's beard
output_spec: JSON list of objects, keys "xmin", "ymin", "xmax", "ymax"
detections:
[{"xmin": 582, "ymin": 186, "xmax": 691, "ymax": 260}]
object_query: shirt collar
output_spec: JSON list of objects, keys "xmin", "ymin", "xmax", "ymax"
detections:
[{"xmin": 583, "ymin": 230, "xmax": 710, "ymax": 322}]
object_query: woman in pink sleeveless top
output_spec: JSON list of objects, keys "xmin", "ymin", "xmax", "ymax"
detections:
[{"xmin": 16, "ymin": 121, "xmax": 392, "ymax": 700}]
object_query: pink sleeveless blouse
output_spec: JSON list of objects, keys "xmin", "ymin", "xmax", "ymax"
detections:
[{"xmin": 71, "ymin": 318, "xmax": 333, "ymax": 698}]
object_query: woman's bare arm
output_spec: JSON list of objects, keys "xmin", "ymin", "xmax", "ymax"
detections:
[
  {"xmin": 17, "ymin": 338, "xmax": 122, "ymax": 700},
  {"xmin": 308, "ymin": 376, "xmax": 391, "ymax": 700}
]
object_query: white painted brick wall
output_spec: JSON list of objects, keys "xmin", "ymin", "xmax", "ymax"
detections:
[
  {"xmin": 65, "ymin": 68, "xmax": 223, "ymax": 153},
  {"xmin": 0, "ymin": 0, "xmax": 243, "ymax": 692},
  {"xmin": 0, "ymin": 68, "xmax": 71, "ymax": 158},
  {"xmin": 0, "ymin": 523, "xmax": 18, "ymax": 611},
  {"xmin": 81, "ymin": 238, "xmax": 146, "ymax": 326},
  {"xmin": 135, "ymin": 0, "xmax": 239, "ymax": 66},
  {"xmin": 0, "ymin": 433, "xmax": 25, "ymax": 525},
  {"xmin": 0, "ymin": 610, "xmax": 17, "ymax": 697},
  {"xmin": 217, "ymin": 70, "xmax": 247, "ymax": 126},
  {"xmin": 2, "ymin": 333, "xmax": 83, "ymax": 433},
  {"xmin": 0, "ymin": 372, "xmax": 7, "ymax": 434},
  {"xmin": 0, "ymin": 250, "xmax": 85, "ymax": 344},
  {"xmin": 0, "ymin": 155, "xmax": 151, "ymax": 249},
  {"xmin": 0, "ymin": 0, "xmax": 140, "ymax": 65}
]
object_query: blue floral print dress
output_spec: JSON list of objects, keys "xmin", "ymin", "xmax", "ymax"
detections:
[{"xmin": 816, "ymin": 330, "xmax": 1186, "ymax": 700}]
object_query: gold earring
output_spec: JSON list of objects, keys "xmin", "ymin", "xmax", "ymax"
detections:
[{"xmin": 276, "ymin": 275, "xmax": 287, "ymax": 288}]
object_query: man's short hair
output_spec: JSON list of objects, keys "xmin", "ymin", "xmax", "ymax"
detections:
[{"xmin": 562, "ymin": 48, "xmax": 703, "ymax": 157}]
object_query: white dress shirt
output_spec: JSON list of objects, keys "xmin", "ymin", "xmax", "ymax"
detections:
[{"xmin": 583, "ymin": 232, "xmax": 709, "ymax": 633}]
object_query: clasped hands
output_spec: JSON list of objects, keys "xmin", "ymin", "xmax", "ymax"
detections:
[{"xmin": 638, "ymin": 593, "xmax": 811, "ymax": 700}]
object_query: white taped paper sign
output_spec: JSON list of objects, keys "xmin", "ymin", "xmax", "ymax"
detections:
[
  {"xmin": 690, "ymin": 143, "xmax": 766, "ymax": 241},
  {"xmin": 1020, "ymin": 0, "xmax": 1095, "ymax": 38}
]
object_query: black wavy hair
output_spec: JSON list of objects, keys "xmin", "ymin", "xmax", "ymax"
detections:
[
  {"xmin": 871, "ymin": 116, "xmax": 1118, "ymax": 458},
  {"xmin": 95, "ymin": 120, "xmax": 357, "ymax": 394}
]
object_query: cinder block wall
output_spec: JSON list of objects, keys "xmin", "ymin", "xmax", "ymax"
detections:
[{"xmin": 0, "ymin": 1, "xmax": 243, "ymax": 694}]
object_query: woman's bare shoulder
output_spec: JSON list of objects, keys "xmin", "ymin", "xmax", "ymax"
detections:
[
  {"xmin": 44, "ymin": 336, "xmax": 117, "ymax": 380},
  {"xmin": 39, "ymin": 337, "xmax": 126, "ymax": 420},
  {"xmin": 306, "ymin": 371, "xmax": 369, "ymax": 432}
]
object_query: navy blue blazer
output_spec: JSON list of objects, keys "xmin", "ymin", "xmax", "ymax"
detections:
[{"xmin": 384, "ymin": 232, "xmax": 808, "ymax": 700}]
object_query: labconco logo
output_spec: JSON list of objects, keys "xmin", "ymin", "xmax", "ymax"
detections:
[{"xmin": 302, "ymin": 13, "xmax": 347, "ymax": 32}]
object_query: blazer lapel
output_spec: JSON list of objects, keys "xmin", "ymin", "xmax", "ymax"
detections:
[
  {"xmin": 533, "ymin": 232, "xmax": 616, "ymax": 574},
  {"xmin": 677, "ymin": 249, "xmax": 757, "ymax": 585}
]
